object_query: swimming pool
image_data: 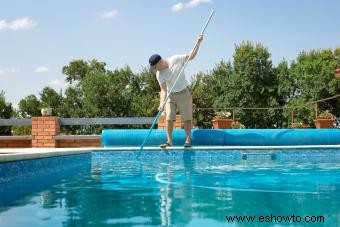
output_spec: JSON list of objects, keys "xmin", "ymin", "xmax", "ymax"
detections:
[{"xmin": 0, "ymin": 149, "xmax": 339, "ymax": 226}]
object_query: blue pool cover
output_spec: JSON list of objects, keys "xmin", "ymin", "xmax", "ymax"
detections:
[{"xmin": 102, "ymin": 129, "xmax": 340, "ymax": 147}]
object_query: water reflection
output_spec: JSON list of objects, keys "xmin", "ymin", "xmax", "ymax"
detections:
[{"xmin": 0, "ymin": 150, "xmax": 339, "ymax": 226}]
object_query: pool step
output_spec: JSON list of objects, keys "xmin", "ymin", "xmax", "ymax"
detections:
[{"xmin": 241, "ymin": 151, "xmax": 276, "ymax": 160}]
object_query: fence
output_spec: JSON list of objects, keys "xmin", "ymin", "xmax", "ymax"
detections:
[
  {"xmin": 0, "ymin": 117, "xmax": 154, "ymax": 148},
  {"xmin": 0, "ymin": 116, "xmax": 187, "ymax": 148},
  {"xmin": 195, "ymin": 94, "xmax": 340, "ymax": 128},
  {"xmin": 0, "ymin": 94, "xmax": 339, "ymax": 148}
]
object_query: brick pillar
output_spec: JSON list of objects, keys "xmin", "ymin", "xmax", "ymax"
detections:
[
  {"xmin": 158, "ymin": 115, "xmax": 166, "ymax": 129},
  {"xmin": 174, "ymin": 115, "xmax": 184, "ymax": 129},
  {"xmin": 157, "ymin": 115, "xmax": 184, "ymax": 129},
  {"xmin": 32, "ymin": 117, "xmax": 60, "ymax": 148}
]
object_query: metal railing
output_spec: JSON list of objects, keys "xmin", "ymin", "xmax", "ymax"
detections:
[
  {"xmin": 59, "ymin": 117, "xmax": 154, "ymax": 126},
  {"xmin": 0, "ymin": 119, "xmax": 31, "ymax": 126},
  {"xmin": 0, "ymin": 117, "xmax": 154, "ymax": 127},
  {"xmin": 0, "ymin": 94, "xmax": 338, "ymax": 129},
  {"xmin": 195, "ymin": 93, "xmax": 340, "ymax": 126},
  {"xmin": 0, "ymin": 117, "xmax": 155, "ymax": 137}
]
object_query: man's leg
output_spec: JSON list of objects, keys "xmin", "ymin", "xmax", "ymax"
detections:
[
  {"xmin": 184, "ymin": 120, "xmax": 192, "ymax": 143},
  {"xmin": 177, "ymin": 89, "xmax": 193, "ymax": 145},
  {"xmin": 164, "ymin": 99, "xmax": 176, "ymax": 146},
  {"xmin": 166, "ymin": 120, "xmax": 174, "ymax": 145}
]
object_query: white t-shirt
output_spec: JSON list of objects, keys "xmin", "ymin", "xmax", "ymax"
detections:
[{"xmin": 156, "ymin": 54, "xmax": 188, "ymax": 93}]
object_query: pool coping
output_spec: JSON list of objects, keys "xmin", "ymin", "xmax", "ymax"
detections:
[
  {"xmin": 0, "ymin": 148, "xmax": 93, "ymax": 163},
  {"xmin": 0, "ymin": 145, "xmax": 340, "ymax": 163}
]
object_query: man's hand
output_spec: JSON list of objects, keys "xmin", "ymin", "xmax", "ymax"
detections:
[
  {"xmin": 158, "ymin": 102, "xmax": 165, "ymax": 112},
  {"xmin": 188, "ymin": 35, "xmax": 204, "ymax": 61},
  {"xmin": 197, "ymin": 34, "xmax": 204, "ymax": 43}
]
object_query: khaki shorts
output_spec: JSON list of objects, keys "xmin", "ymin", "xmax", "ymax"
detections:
[{"xmin": 165, "ymin": 88, "xmax": 192, "ymax": 121}]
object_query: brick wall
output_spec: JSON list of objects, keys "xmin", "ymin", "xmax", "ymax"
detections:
[
  {"xmin": 1, "ymin": 116, "xmax": 158, "ymax": 148},
  {"xmin": 0, "ymin": 116, "xmax": 102, "ymax": 148},
  {"xmin": 57, "ymin": 139, "xmax": 101, "ymax": 148},
  {"xmin": 0, "ymin": 140, "xmax": 31, "ymax": 148}
]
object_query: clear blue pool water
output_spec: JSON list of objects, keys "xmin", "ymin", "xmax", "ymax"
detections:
[{"xmin": 0, "ymin": 149, "xmax": 339, "ymax": 226}]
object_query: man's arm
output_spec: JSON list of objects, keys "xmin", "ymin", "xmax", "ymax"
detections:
[
  {"xmin": 158, "ymin": 82, "xmax": 167, "ymax": 111},
  {"xmin": 186, "ymin": 34, "xmax": 204, "ymax": 61}
]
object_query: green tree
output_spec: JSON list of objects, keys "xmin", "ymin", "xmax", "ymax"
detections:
[
  {"xmin": 328, "ymin": 47, "xmax": 340, "ymax": 118},
  {"xmin": 18, "ymin": 94, "xmax": 41, "ymax": 118},
  {"xmin": 58, "ymin": 86, "xmax": 87, "ymax": 134},
  {"xmin": 283, "ymin": 97, "xmax": 315, "ymax": 127},
  {"xmin": 62, "ymin": 59, "xmax": 106, "ymax": 84},
  {"xmin": 60, "ymin": 59, "xmax": 109, "ymax": 133},
  {"xmin": 0, "ymin": 91, "xmax": 14, "ymax": 135},
  {"xmin": 40, "ymin": 86, "xmax": 63, "ymax": 116},
  {"xmin": 81, "ymin": 66, "xmax": 135, "ymax": 117},
  {"xmin": 60, "ymin": 86, "xmax": 85, "ymax": 118},
  {"xmin": 191, "ymin": 61, "xmax": 233, "ymax": 128},
  {"xmin": 275, "ymin": 60, "xmax": 298, "ymax": 128},
  {"xmin": 129, "ymin": 67, "xmax": 159, "ymax": 117},
  {"xmin": 291, "ymin": 49, "xmax": 334, "ymax": 101},
  {"xmin": 229, "ymin": 41, "xmax": 279, "ymax": 128},
  {"xmin": 289, "ymin": 48, "xmax": 340, "ymax": 121},
  {"xmin": 51, "ymin": 46, "xmax": 340, "ymax": 131}
]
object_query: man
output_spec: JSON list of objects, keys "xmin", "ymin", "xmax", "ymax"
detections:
[{"xmin": 149, "ymin": 35, "xmax": 203, "ymax": 148}]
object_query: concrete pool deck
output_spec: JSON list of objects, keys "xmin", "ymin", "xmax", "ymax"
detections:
[{"xmin": 0, "ymin": 144, "xmax": 340, "ymax": 163}]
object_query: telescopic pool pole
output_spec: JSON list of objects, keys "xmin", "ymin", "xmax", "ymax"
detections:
[{"xmin": 137, "ymin": 10, "xmax": 215, "ymax": 159}]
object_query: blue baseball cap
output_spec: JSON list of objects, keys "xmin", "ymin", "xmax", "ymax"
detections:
[{"xmin": 149, "ymin": 54, "xmax": 162, "ymax": 71}]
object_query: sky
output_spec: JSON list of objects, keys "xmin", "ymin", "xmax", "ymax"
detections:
[{"xmin": 1, "ymin": 0, "xmax": 339, "ymax": 107}]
